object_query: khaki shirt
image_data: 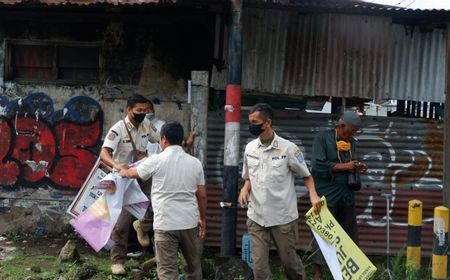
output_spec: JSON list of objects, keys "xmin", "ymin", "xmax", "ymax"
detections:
[
  {"xmin": 136, "ymin": 145, "xmax": 205, "ymax": 231},
  {"xmin": 102, "ymin": 116, "xmax": 159, "ymax": 164},
  {"xmin": 242, "ymin": 132, "xmax": 310, "ymax": 227}
]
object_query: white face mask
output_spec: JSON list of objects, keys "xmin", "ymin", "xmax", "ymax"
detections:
[{"xmin": 146, "ymin": 112, "xmax": 155, "ymax": 121}]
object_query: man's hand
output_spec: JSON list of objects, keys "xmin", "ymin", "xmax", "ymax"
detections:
[
  {"xmin": 185, "ymin": 131, "xmax": 198, "ymax": 147},
  {"xmin": 238, "ymin": 180, "xmax": 252, "ymax": 207},
  {"xmin": 113, "ymin": 162, "xmax": 129, "ymax": 171},
  {"xmin": 118, "ymin": 168, "xmax": 128, "ymax": 177},
  {"xmin": 238, "ymin": 187, "xmax": 250, "ymax": 207},
  {"xmin": 118, "ymin": 167, "xmax": 140, "ymax": 179},
  {"xmin": 198, "ymin": 218, "xmax": 206, "ymax": 239},
  {"xmin": 345, "ymin": 160, "xmax": 360, "ymax": 171},
  {"xmin": 310, "ymin": 191, "xmax": 322, "ymax": 214},
  {"xmin": 303, "ymin": 176, "xmax": 321, "ymax": 214},
  {"xmin": 355, "ymin": 162, "xmax": 368, "ymax": 174}
]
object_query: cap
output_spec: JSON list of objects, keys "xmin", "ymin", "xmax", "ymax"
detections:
[{"xmin": 340, "ymin": 111, "xmax": 362, "ymax": 127}]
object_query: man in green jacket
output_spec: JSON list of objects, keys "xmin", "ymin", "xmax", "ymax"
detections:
[{"xmin": 310, "ymin": 111, "xmax": 367, "ymax": 280}]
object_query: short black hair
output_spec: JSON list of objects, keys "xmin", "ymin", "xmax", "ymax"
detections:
[
  {"xmin": 160, "ymin": 121, "xmax": 184, "ymax": 146},
  {"xmin": 127, "ymin": 94, "xmax": 151, "ymax": 109},
  {"xmin": 249, "ymin": 103, "xmax": 273, "ymax": 120}
]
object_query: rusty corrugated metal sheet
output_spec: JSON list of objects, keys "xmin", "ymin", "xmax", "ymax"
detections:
[
  {"xmin": 212, "ymin": 9, "xmax": 447, "ymax": 102},
  {"xmin": 204, "ymin": 110, "xmax": 443, "ymax": 255},
  {"xmin": 0, "ymin": 0, "xmax": 174, "ymax": 5},
  {"xmin": 388, "ymin": 26, "xmax": 446, "ymax": 102},
  {"xmin": 246, "ymin": 0, "xmax": 450, "ymax": 12}
]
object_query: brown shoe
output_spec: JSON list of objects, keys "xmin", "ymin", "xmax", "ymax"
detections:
[
  {"xmin": 111, "ymin": 263, "xmax": 126, "ymax": 275},
  {"xmin": 133, "ymin": 220, "xmax": 150, "ymax": 247},
  {"xmin": 141, "ymin": 256, "xmax": 157, "ymax": 272}
]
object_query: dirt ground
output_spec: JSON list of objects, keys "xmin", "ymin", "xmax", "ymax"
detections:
[{"xmin": 0, "ymin": 235, "xmax": 97, "ymax": 261}]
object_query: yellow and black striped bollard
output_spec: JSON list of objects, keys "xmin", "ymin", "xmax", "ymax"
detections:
[
  {"xmin": 432, "ymin": 206, "xmax": 449, "ymax": 279},
  {"xmin": 407, "ymin": 200, "xmax": 422, "ymax": 269}
]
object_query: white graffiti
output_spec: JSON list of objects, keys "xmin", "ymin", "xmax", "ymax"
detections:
[{"xmin": 357, "ymin": 121, "xmax": 441, "ymax": 227}]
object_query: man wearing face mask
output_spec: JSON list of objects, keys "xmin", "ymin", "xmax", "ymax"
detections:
[
  {"xmin": 118, "ymin": 121, "xmax": 207, "ymax": 280},
  {"xmin": 238, "ymin": 103, "xmax": 321, "ymax": 280},
  {"xmin": 100, "ymin": 94, "xmax": 157, "ymax": 275},
  {"xmin": 309, "ymin": 111, "xmax": 367, "ymax": 280},
  {"xmin": 131, "ymin": 104, "xmax": 200, "ymax": 253}
]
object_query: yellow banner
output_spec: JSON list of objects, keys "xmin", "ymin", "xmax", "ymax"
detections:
[{"xmin": 306, "ymin": 197, "xmax": 377, "ymax": 280}]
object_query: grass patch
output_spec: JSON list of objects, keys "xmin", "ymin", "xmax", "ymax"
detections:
[
  {"xmin": 0, "ymin": 251, "xmax": 60, "ymax": 279},
  {"xmin": 0, "ymin": 250, "xmax": 113, "ymax": 280}
]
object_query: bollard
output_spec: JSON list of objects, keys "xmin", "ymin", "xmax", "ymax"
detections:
[
  {"xmin": 407, "ymin": 200, "xmax": 422, "ymax": 269},
  {"xmin": 432, "ymin": 206, "xmax": 449, "ymax": 279},
  {"xmin": 241, "ymin": 233, "xmax": 254, "ymax": 269}
]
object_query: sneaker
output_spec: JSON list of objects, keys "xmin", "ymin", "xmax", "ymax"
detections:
[
  {"xmin": 111, "ymin": 263, "xmax": 126, "ymax": 275},
  {"xmin": 133, "ymin": 220, "xmax": 150, "ymax": 247},
  {"xmin": 127, "ymin": 251, "xmax": 143, "ymax": 258}
]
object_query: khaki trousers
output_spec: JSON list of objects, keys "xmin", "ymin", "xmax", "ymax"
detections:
[
  {"xmin": 154, "ymin": 227, "xmax": 202, "ymax": 280},
  {"xmin": 110, "ymin": 178, "xmax": 153, "ymax": 264},
  {"xmin": 247, "ymin": 218, "xmax": 305, "ymax": 280}
]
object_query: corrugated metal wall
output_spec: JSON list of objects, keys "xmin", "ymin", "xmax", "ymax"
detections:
[
  {"xmin": 212, "ymin": 9, "xmax": 447, "ymax": 102},
  {"xmin": 204, "ymin": 110, "xmax": 443, "ymax": 256}
]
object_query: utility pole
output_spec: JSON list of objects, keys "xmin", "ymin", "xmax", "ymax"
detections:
[
  {"xmin": 221, "ymin": 0, "xmax": 242, "ymax": 256},
  {"xmin": 444, "ymin": 24, "xmax": 450, "ymax": 209}
]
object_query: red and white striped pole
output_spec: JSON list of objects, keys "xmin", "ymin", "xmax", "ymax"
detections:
[{"xmin": 221, "ymin": 0, "xmax": 242, "ymax": 256}]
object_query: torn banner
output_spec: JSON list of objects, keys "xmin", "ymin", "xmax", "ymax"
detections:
[
  {"xmin": 305, "ymin": 197, "xmax": 377, "ymax": 280},
  {"xmin": 70, "ymin": 173, "xmax": 149, "ymax": 252}
]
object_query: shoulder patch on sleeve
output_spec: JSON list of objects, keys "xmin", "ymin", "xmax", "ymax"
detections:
[
  {"xmin": 293, "ymin": 147, "xmax": 304, "ymax": 162},
  {"xmin": 107, "ymin": 133, "xmax": 116, "ymax": 141},
  {"xmin": 111, "ymin": 130, "xmax": 119, "ymax": 136}
]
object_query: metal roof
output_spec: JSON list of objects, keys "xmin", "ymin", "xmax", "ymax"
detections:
[
  {"xmin": 211, "ymin": 8, "xmax": 447, "ymax": 102},
  {"xmin": 1, "ymin": 0, "xmax": 449, "ymax": 11},
  {"xmin": 0, "ymin": 0, "xmax": 174, "ymax": 5},
  {"xmin": 246, "ymin": 0, "xmax": 450, "ymax": 12}
]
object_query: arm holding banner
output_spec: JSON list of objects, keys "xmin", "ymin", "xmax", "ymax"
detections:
[
  {"xmin": 288, "ymin": 145, "xmax": 321, "ymax": 214},
  {"xmin": 118, "ymin": 166, "xmax": 139, "ymax": 179},
  {"xmin": 304, "ymin": 176, "xmax": 321, "ymax": 214},
  {"xmin": 100, "ymin": 147, "xmax": 128, "ymax": 172}
]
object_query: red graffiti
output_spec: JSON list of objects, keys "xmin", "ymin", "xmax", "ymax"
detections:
[
  {"xmin": 11, "ymin": 117, "xmax": 56, "ymax": 183},
  {"xmin": 51, "ymin": 120, "xmax": 102, "ymax": 189},
  {"xmin": 0, "ymin": 118, "xmax": 20, "ymax": 185},
  {"xmin": 0, "ymin": 116, "xmax": 102, "ymax": 189}
]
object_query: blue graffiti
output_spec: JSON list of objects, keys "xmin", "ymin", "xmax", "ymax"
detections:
[{"xmin": 2, "ymin": 93, "xmax": 101, "ymax": 124}]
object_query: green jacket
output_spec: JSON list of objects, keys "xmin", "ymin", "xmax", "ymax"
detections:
[{"xmin": 310, "ymin": 129, "xmax": 357, "ymax": 207}]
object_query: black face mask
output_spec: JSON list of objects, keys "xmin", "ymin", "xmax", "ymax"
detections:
[
  {"xmin": 249, "ymin": 123, "xmax": 264, "ymax": 136},
  {"xmin": 132, "ymin": 112, "xmax": 146, "ymax": 123}
]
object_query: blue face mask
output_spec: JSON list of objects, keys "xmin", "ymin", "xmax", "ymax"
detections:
[{"xmin": 249, "ymin": 123, "xmax": 264, "ymax": 136}]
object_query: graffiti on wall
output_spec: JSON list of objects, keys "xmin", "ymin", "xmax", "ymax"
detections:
[
  {"xmin": 354, "ymin": 120, "xmax": 443, "ymax": 227},
  {"xmin": 0, "ymin": 93, "xmax": 103, "ymax": 190}
]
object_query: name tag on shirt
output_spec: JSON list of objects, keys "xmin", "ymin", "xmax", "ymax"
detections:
[{"xmin": 271, "ymin": 155, "xmax": 286, "ymax": 160}]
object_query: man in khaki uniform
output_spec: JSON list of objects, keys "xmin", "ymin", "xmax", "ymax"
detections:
[
  {"xmin": 100, "ymin": 94, "xmax": 158, "ymax": 275},
  {"xmin": 238, "ymin": 103, "xmax": 321, "ymax": 280}
]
